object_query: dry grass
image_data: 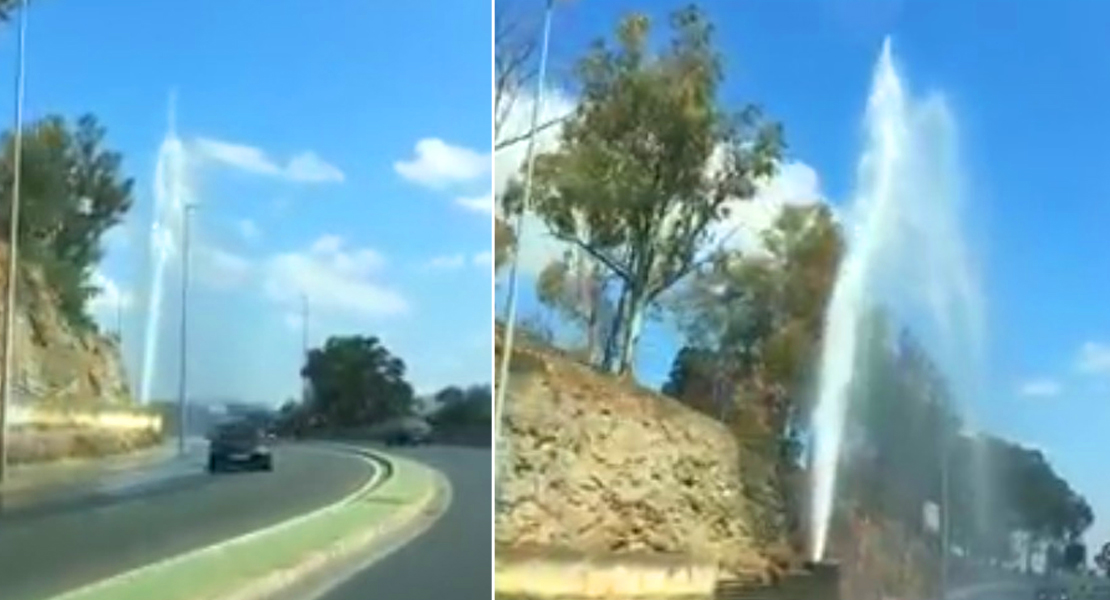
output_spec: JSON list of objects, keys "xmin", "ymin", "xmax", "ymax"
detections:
[{"xmin": 8, "ymin": 427, "xmax": 162, "ymax": 465}]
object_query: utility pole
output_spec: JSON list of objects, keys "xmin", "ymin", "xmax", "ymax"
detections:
[
  {"xmin": 0, "ymin": 0, "xmax": 29, "ymax": 483},
  {"xmin": 493, "ymin": 0, "xmax": 556, "ymax": 509},
  {"xmin": 177, "ymin": 203, "xmax": 196, "ymax": 457}
]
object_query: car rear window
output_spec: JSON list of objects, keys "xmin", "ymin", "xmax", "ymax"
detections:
[{"xmin": 216, "ymin": 424, "xmax": 259, "ymax": 441}]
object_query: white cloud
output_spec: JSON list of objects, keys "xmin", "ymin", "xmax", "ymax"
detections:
[
  {"xmin": 285, "ymin": 151, "xmax": 345, "ymax": 183},
  {"xmin": 456, "ymin": 193, "xmax": 493, "ymax": 215},
  {"xmin": 1016, "ymin": 378, "xmax": 1061, "ymax": 398},
  {"xmin": 194, "ymin": 138, "xmax": 278, "ymax": 176},
  {"xmin": 193, "ymin": 137, "xmax": 345, "ymax": 183},
  {"xmin": 263, "ymin": 235, "xmax": 406, "ymax": 319},
  {"xmin": 425, "ymin": 254, "xmax": 467, "ymax": 270},
  {"xmin": 394, "ymin": 138, "xmax": 489, "ymax": 189},
  {"xmin": 88, "ymin": 270, "xmax": 133, "ymax": 315},
  {"xmin": 472, "ymin": 251, "xmax": 492, "ymax": 267},
  {"xmin": 492, "ymin": 90, "xmax": 577, "ymax": 276},
  {"xmin": 195, "ymin": 245, "xmax": 253, "ymax": 290},
  {"xmin": 423, "ymin": 251, "xmax": 491, "ymax": 270},
  {"xmin": 237, "ymin": 219, "xmax": 261, "ymax": 242},
  {"xmin": 1076, "ymin": 341, "xmax": 1110, "ymax": 375},
  {"xmin": 494, "ymin": 90, "xmax": 576, "ymax": 198},
  {"xmin": 709, "ymin": 160, "xmax": 825, "ymax": 254}
]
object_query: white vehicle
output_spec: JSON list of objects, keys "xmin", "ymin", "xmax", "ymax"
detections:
[{"xmin": 384, "ymin": 417, "xmax": 433, "ymax": 446}]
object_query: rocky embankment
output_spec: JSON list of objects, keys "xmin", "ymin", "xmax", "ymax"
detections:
[
  {"xmin": 495, "ymin": 329, "xmax": 777, "ymax": 580},
  {"xmin": 2, "ymin": 250, "xmax": 156, "ymax": 464}
]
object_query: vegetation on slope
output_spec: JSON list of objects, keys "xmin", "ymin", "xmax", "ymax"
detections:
[{"xmin": 0, "ymin": 114, "xmax": 134, "ymax": 332}]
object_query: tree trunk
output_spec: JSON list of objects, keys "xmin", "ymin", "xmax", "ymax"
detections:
[
  {"xmin": 602, "ymin": 283, "xmax": 628, "ymax": 373},
  {"xmin": 616, "ymin": 290, "xmax": 647, "ymax": 376},
  {"xmin": 584, "ymin": 260, "xmax": 602, "ymax": 366}
]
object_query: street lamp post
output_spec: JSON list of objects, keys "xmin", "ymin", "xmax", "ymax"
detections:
[
  {"xmin": 493, "ymin": 0, "xmax": 556, "ymax": 509},
  {"xmin": 177, "ymin": 202, "xmax": 196, "ymax": 457},
  {"xmin": 0, "ymin": 0, "xmax": 29, "ymax": 483}
]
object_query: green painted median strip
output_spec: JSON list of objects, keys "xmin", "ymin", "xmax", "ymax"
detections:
[{"xmin": 49, "ymin": 447, "xmax": 438, "ymax": 600}]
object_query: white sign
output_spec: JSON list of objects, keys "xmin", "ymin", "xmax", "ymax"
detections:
[{"xmin": 923, "ymin": 501, "xmax": 940, "ymax": 534}]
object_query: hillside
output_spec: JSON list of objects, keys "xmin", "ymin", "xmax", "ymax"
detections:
[
  {"xmin": 6, "ymin": 249, "xmax": 129, "ymax": 407},
  {"xmin": 2, "ymin": 245, "xmax": 156, "ymax": 464},
  {"xmin": 495, "ymin": 325, "xmax": 788, "ymax": 581}
]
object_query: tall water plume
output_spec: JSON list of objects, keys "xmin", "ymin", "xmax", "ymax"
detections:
[
  {"xmin": 139, "ymin": 93, "xmax": 190, "ymax": 404},
  {"xmin": 808, "ymin": 38, "xmax": 984, "ymax": 561}
]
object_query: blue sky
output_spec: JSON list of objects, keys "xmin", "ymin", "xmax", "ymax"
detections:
[
  {"xmin": 498, "ymin": 0, "xmax": 1110, "ymax": 548},
  {"xmin": 0, "ymin": 1, "xmax": 492, "ymax": 404}
]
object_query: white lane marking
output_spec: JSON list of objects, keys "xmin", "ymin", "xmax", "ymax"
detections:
[
  {"xmin": 298, "ymin": 467, "xmax": 454, "ymax": 600},
  {"xmin": 47, "ymin": 444, "xmax": 386, "ymax": 600}
]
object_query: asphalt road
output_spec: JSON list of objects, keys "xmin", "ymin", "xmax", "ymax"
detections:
[
  {"xmin": 0, "ymin": 443, "xmax": 374, "ymax": 600},
  {"xmin": 951, "ymin": 583, "xmax": 1036, "ymax": 600},
  {"xmin": 316, "ymin": 446, "xmax": 492, "ymax": 600}
]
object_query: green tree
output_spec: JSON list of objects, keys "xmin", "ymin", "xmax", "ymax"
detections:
[
  {"xmin": 0, "ymin": 1, "xmax": 22, "ymax": 23},
  {"xmin": 433, "ymin": 385, "xmax": 466, "ymax": 406},
  {"xmin": 494, "ymin": 216, "xmax": 516, "ymax": 273},
  {"xmin": 1096, "ymin": 542, "xmax": 1110, "ymax": 575},
  {"xmin": 535, "ymin": 250, "xmax": 615, "ymax": 365},
  {"xmin": 0, "ymin": 114, "xmax": 135, "ymax": 329},
  {"xmin": 523, "ymin": 5, "xmax": 783, "ymax": 374},
  {"xmin": 430, "ymin": 383, "xmax": 491, "ymax": 427},
  {"xmin": 1063, "ymin": 541, "xmax": 1087, "ymax": 573},
  {"xmin": 671, "ymin": 204, "xmax": 842, "ymax": 436},
  {"xmin": 300, "ymin": 335, "xmax": 415, "ymax": 427},
  {"xmin": 840, "ymin": 313, "xmax": 1094, "ymax": 568}
]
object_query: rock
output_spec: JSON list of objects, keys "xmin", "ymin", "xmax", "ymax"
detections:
[
  {"xmin": 495, "ymin": 333, "xmax": 772, "ymax": 578},
  {"xmin": 0, "ymin": 246, "xmax": 132, "ymax": 413}
]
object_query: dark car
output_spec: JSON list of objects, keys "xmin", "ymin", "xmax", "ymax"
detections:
[{"xmin": 208, "ymin": 421, "xmax": 273, "ymax": 472}]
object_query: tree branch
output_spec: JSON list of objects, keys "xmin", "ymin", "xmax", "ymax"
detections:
[
  {"xmin": 550, "ymin": 229, "xmax": 632, "ymax": 283},
  {"xmin": 494, "ymin": 114, "xmax": 571, "ymax": 152}
]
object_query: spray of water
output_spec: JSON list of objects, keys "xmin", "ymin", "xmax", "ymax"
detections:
[
  {"xmin": 808, "ymin": 38, "xmax": 984, "ymax": 561},
  {"xmin": 139, "ymin": 93, "xmax": 189, "ymax": 404}
]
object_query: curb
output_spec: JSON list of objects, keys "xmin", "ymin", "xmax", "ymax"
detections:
[
  {"xmin": 228, "ymin": 445, "xmax": 452, "ymax": 600},
  {"xmin": 1, "ymin": 442, "xmax": 174, "ymax": 494},
  {"xmin": 45, "ymin": 443, "xmax": 446, "ymax": 600},
  {"xmin": 495, "ymin": 553, "xmax": 720, "ymax": 599}
]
